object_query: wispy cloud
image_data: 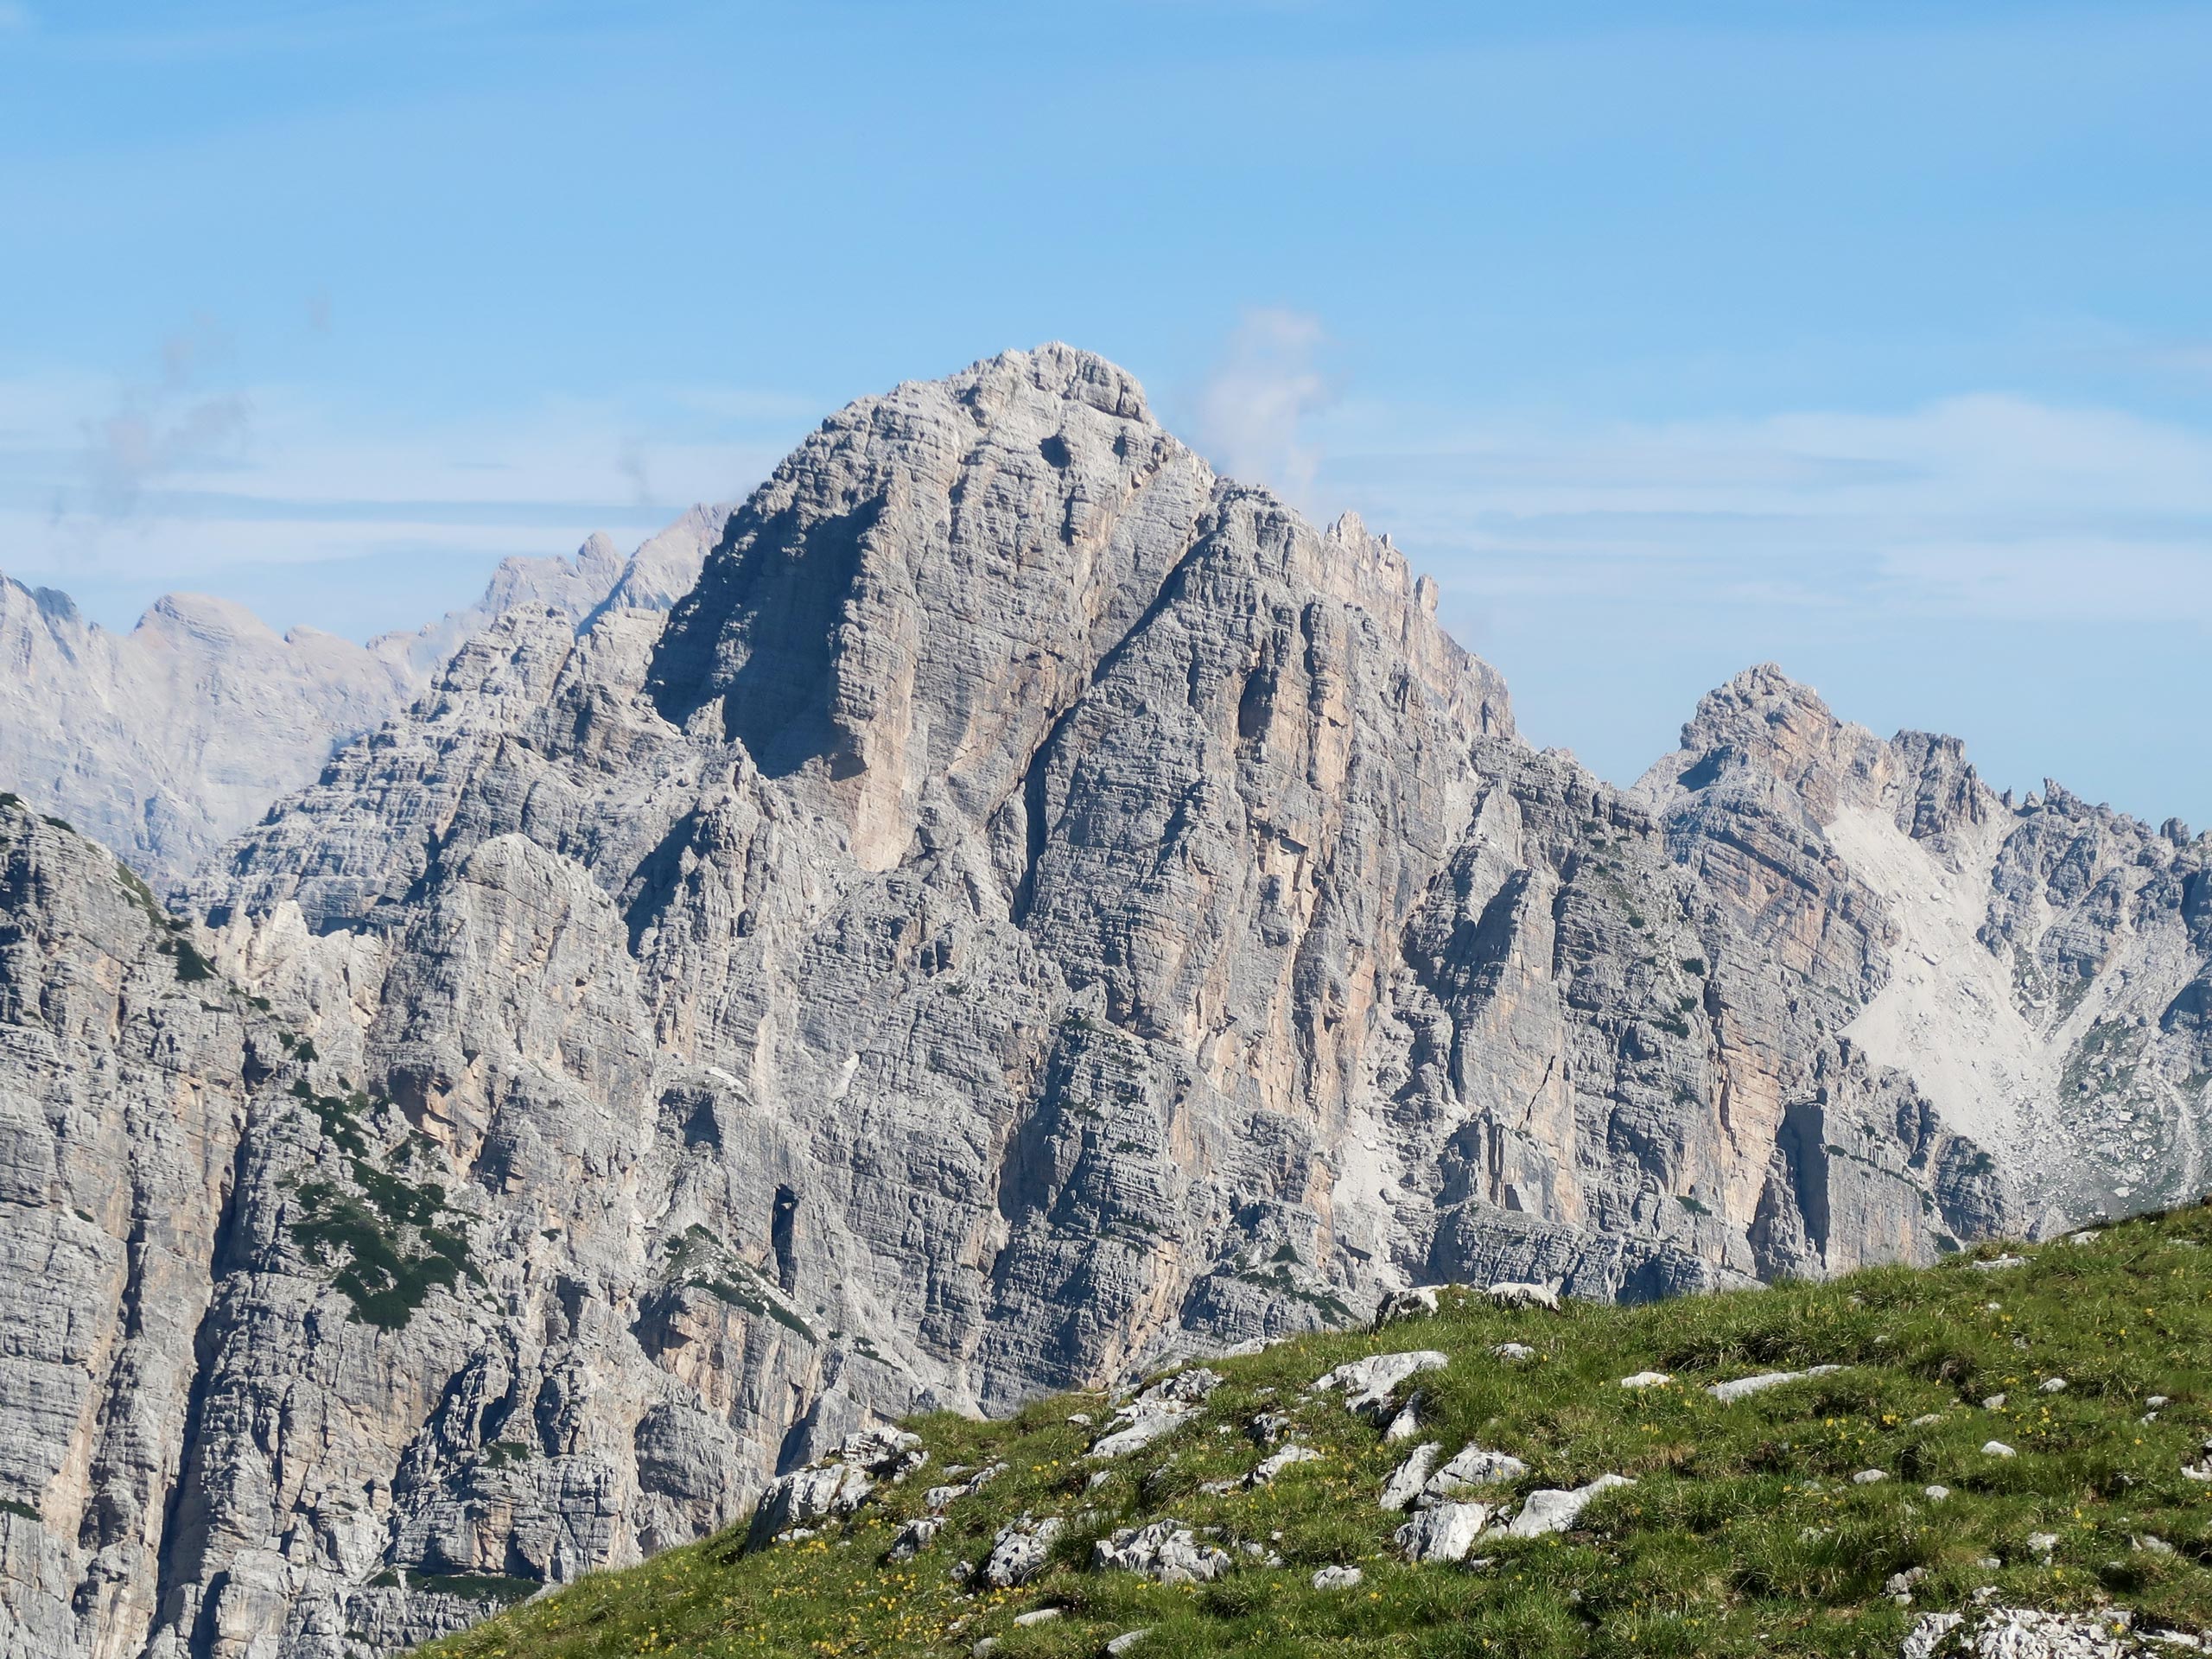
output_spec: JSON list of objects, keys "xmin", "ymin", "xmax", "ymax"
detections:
[
  {"xmin": 1188, "ymin": 307, "xmax": 1336, "ymax": 509},
  {"xmin": 58, "ymin": 317, "xmax": 254, "ymax": 525},
  {"xmin": 1314, "ymin": 392, "xmax": 2212, "ymax": 628},
  {"xmin": 1, "ymin": 349, "xmax": 802, "ymax": 632}
]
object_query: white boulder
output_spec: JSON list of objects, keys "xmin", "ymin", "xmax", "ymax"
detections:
[
  {"xmin": 1381, "ymin": 1442, "xmax": 1443, "ymax": 1511},
  {"xmin": 1503, "ymin": 1473, "xmax": 1634, "ymax": 1537},
  {"xmin": 1487, "ymin": 1280, "xmax": 1562, "ymax": 1312},
  {"xmin": 1425, "ymin": 1444, "xmax": 1530, "ymax": 1500},
  {"xmin": 1395, "ymin": 1501, "xmax": 1491, "ymax": 1563},
  {"xmin": 1309, "ymin": 1351, "xmax": 1449, "ymax": 1421},
  {"xmin": 1707, "ymin": 1365, "xmax": 1842, "ymax": 1402},
  {"xmin": 981, "ymin": 1516, "xmax": 1063, "ymax": 1588},
  {"xmin": 1249, "ymin": 1444, "xmax": 1324, "ymax": 1486},
  {"xmin": 1092, "ymin": 1520, "xmax": 1231, "ymax": 1585}
]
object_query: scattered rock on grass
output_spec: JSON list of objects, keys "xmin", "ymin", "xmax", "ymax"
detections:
[
  {"xmin": 925, "ymin": 1461, "xmax": 1006, "ymax": 1513},
  {"xmin": 1088, "ymin": 1371, "xmax": 1223, "ymax": 1459},
  {"xmin": 1708, "ymin": 1365, "xmax": 1842, "ymax": 1402},
  {"xmin": 1382, "ymin": 1443, "xmax": 1443, "ymax": 1510},
  {"xmin": 839, "ymin": 1427, "xmax": 928, "ymax": 1480},
  {"xmin": 1503, "ymin": 1474, "xmax": 1635, "ymax": 1537},
  {"xmin": 1249, "ymin": 1444, "xmax": 1324, "ymax": 1486},
  {"xmin": 1092, "ymin": 1520, "xmax": 1231, "ymax": 1584},
  {"xmin": 982, "ymin": 1516, "xmax": 1063, "ymax": 1588},
  {"xmin": 1310, "ymin": 1351, "xmax": 1450, "ymax": 1421},
  {"xmin": 886, "ymin": 1516, "xmax": 942, "ymax": 1561},
  {"xmin": 1424, "ymin": 1444, "xmax": 1531, "ymax": 1500},
  {"xmin": 1901, "ymin": 1611, "xmax": 1965, "ymax": 1659},
  {"xmin": 748, "ymin": 1461, "xmax": 875, "ymax": 1548},
  {"xmin": 1374, "ymin": 1285, "xmax": 1461, "ymax": 1328},
  {"xmin": 1486, "ymin": 1280, "xmax": 1563, "ymax": 1312},
  {"xmin": 1383, "ymin": 1394, "xmax": 1427, "ymax": 1442},
  {"xmin": 1312, "ymin": 1565, "xmax": 1363, "ymax": 1590},
  {"xmin": 1903, "ymin": 1605, "xmax": 2174, "ymax": 1659}
]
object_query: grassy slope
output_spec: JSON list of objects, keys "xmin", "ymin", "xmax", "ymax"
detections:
[{"xmin": 418, "ymin": 1208, "xmax": 2212, "ymax": 1659}]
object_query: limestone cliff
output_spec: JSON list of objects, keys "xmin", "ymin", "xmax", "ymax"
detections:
[{"xmin": 0, "ymin": 346, "xmax": 2203, "ymax": 1658}]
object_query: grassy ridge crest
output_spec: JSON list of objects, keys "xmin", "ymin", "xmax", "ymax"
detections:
[{"xmin": 418, "ymin": 1205, "xmax": 2212, "ymax": 1658}]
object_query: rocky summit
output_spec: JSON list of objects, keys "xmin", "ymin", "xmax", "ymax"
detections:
[{"xmin": 0, "ymin": 345, "xmax": 2206, "ymax": 1659}]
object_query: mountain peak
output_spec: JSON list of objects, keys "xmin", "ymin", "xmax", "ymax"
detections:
[{"xmin": 945, "ymin": 341, "xmax": 1155, "ymax": 426}]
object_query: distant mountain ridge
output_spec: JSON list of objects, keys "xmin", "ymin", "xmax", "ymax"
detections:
[
  {"xmin": 0, "ymin": 346, "xmax": 2203, "ymax": 1659},
  {"xmin": 0, "ymin": 504, "xmax": 728, "ymax": 887}
]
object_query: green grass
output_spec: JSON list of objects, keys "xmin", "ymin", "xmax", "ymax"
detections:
[
  {"xmin": 285, "ymin": 1081, "xmax": 475, "ymax": 1330},
  {"xmin": 416, "ymin": 1205, "xmax": 2212, "ymax": 1659},
  {"xmin": 663, "ymin": 1225, "xmax": 817, "ymax": 1341}
]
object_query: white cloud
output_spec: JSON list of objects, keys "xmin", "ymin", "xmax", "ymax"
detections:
[
  {"xmin": 1189, "ymin": 308, "xmax": 1335, "ymax": 509},
  {"xmin": 1312, "ymin": 392, "xmax": 2212, "ymax": 627}
]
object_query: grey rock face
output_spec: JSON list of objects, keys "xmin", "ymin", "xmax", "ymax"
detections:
[
  {"xmin": 1637, "ymin": 662, "xmax": 2212, "ymax": 1239},
  {"xmin": 0, "ymin": 511, "xmax": 718, "ymax": 890},
  {"xmin": 2, "ymin": 345, "xmax": 2209, "ymax": 1657},
  {"xmin": 372, "ymin": 505, "xmax": 730, "ymax": 680}
]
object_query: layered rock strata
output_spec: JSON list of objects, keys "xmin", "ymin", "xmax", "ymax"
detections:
[{"xmin": 0, "ymin": 345, "xmax": 2202, "ymax": 1656}]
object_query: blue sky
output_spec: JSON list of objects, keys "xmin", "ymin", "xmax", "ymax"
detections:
[{"xmin": 3, "ymin": 1, "xmax": 2209, "ymax": 824}]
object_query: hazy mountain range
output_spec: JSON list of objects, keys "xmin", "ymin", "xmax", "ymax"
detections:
[{"xmin": 0, "ymin": 502, "xmax": 728, "ymax": 888}]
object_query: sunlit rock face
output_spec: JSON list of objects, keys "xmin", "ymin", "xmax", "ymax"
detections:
[{"xmin": 0, "ymin": 346, "xmax": 2202, "ymax": 1657}]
